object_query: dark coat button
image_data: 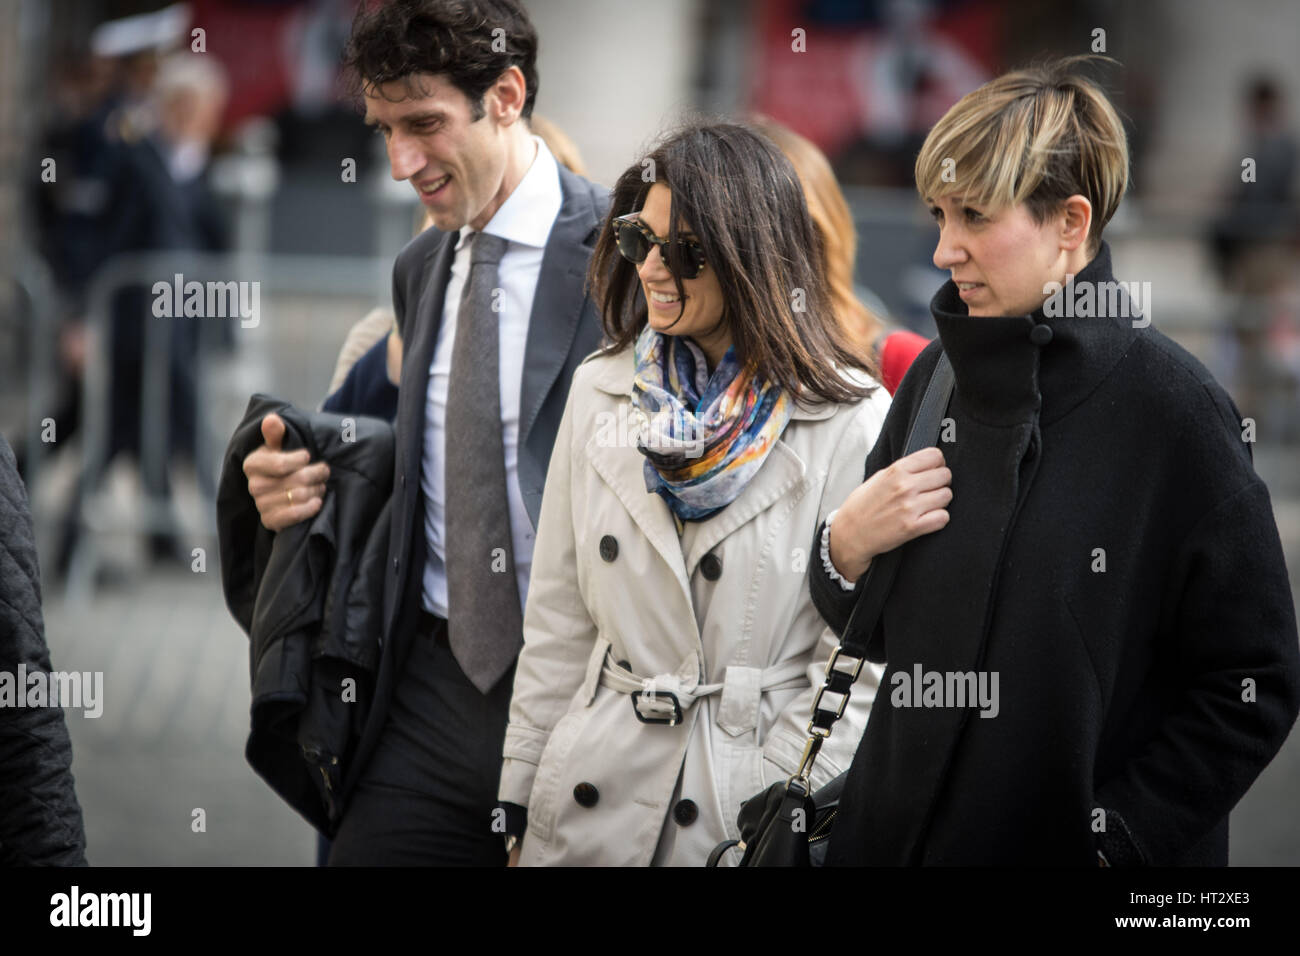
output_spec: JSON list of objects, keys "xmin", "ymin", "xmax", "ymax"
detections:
[
  {"xmin": 700, "ymin": 553, "xmax": 722, "ymax": 581},
  {"xmin": 673, "ymin": 799, "xmax": 699, "ymax": 826},
  {"xmin": 573, "ymin": 782, "xmax": 599, "ymax": 807},
  {"xmin": 400, "ymin": 473, "xmax": 406, "ymax": 488},
  {"xmin": 599, "ymin": 535, "xmax": 618, "ymax": 562},
  {"xmin": 393, "ymin": 557, "xmax": 399, "ymax": 572},
  {"xmin": 1029, "ymin": 324, "xmax": 1053, "ymax": 346}
]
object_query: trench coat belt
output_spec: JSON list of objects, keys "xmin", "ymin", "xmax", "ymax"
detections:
[{"xmin": 593, "ymin": 644, "xmax": 809, "ymax": 733}]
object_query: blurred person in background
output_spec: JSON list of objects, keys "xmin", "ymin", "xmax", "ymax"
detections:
[
  {"xmin": 236, "ymin": 0, "xmax": 609, "ymax": 866},
  {"xmin": 24, "ymin": 8, "xmax": 186, "ymax": 490},
  {"xmin": 498, "ymin": 122, "xmax": 890, "ymax": 866},
  {"xmin": 752, "ymin": 115, "xmax": 929, "ymax": 395},
  {"xmin": 528, "ymin": 113, "xmax": 587, "ymax": 178},
  {"xmin": 34, "ymin": 5, "xmax": 186, "ymax": 314},
  {"xmin": 1210, "ymin": 76, "xmax": 1298, "ymax": 286},
  {"xmin": 1210, "ymin": 75, "xmax": 1300, "ymax": 437},
  {"xmin": 50, "ymin": 49, "xmax": 231, "ymax": 576},
  {"xmin": 812, "ymin": 58, "xmax": 1300, "ymax": 866}
]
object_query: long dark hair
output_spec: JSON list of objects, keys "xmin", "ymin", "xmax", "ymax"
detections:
[{"xmin": 588, "ymin": 121, "xmax": 877, "ymax": 405}]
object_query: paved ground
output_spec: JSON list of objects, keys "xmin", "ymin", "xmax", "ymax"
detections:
[{"xmin": 44, "ymin": 564, "xmax": 317, "ymax": 866}]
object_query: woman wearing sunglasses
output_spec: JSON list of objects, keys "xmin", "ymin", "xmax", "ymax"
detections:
[
  {"xmin": 496, "ymin": 121, "xmax": 891, "ymax": 865},
  {"xmin": 810, "ymin": 58, "xmax": 1300, "ymax": 866}
]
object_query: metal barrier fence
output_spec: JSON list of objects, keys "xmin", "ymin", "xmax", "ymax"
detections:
[{"xmin": 51, "ymin": 250, "xmax": 392, "ymax": 601}]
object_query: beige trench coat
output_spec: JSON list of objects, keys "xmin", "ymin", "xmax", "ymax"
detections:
[{"xmin": 498, "ymin": 347, "xmax": 890, "ymax": 865}]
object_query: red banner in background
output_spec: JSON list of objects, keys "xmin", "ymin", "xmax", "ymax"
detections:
[
  {"xmin": 189, "ymin": 0, "xmax": 360, "ymax": 134},
  {"xmin": 750, "ymin": 0, "xmax": 1002, "ymax": 161}
]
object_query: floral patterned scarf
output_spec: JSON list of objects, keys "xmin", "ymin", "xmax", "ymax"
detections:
[{"xmin": 630, "ymin": 325, "xmax": 794, "ymax": 522}]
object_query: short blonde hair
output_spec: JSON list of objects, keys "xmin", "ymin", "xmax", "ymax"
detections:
[{"xmin": 915, "ymin": 57, "xmax": 1129, "ymax": 252}]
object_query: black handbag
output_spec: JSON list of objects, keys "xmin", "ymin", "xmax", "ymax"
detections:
[{"xmin": 707, "ymin": 354, "xmax": 955, "ymax": 867}]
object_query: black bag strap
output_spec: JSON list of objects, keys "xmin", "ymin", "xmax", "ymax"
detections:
[
  {"xmin": 790, "ymin": 352, "xmax": 955, "ymax": 790},
  {"xmin": 837, "ymin": 352, "xmax": 955, "ymax": 662}
]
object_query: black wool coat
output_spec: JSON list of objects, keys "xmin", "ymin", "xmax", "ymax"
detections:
[
  {"xmin": 218, "ymin": 396, "xmax": 394, "ymax": 834},
  {"xmin": 0, "ymin": 435, "xmax": 87, "ymax": 864},
  {"xmin": 810, "ymin": 244, "xmax": 1300, "ymax": 865}
]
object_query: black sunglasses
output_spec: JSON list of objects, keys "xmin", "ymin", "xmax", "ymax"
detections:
[{"xmin": 612, "ymin": 213, "xmax": 707, "ymax": 280}]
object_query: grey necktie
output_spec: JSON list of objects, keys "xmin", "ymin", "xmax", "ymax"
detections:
[{"xmin": 444, "ymin": 231, "xmax": 524, "ymax": 693}]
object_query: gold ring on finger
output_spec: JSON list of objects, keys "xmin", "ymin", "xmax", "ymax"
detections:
[{"xmin": 286, "ymin": 488, "xmax": 294, "ymax": 504}]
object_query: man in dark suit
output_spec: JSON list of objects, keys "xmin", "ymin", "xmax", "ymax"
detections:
[{"xmin": 240, "ymin": 0, "xmax": 608, "ymax": 864}]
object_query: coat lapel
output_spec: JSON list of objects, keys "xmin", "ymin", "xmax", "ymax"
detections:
[
  {"xmin": 583, "ymin": 350, "xmax": 831, "ymax": 611},
  {"xmin": 681, "ymin": 440, "xmax": 807, "ymax": 577},
  {"xmin": 584, "ymin": 424, "xmax": 694, "ymax": 614},
  {"xmin": 684, "ymin": 394, "xmax": 835, "ymax": 573}
]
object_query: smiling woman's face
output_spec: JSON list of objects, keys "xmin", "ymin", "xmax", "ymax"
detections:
[
  {"xmin": 635, "ymin": 183, "xmax": 730, "ymax": 366},
  {"xmin": 928, "ymin": 195, "xmax": 1069, "ymax": 317}
]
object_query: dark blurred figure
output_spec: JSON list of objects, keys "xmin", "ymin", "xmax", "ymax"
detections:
[
  {"xmin": 28, "ymin": 7, "xmax": 188, "ymax": 477},
  {"xmin": 0, "ymin": 434, "xmax": 88, "ymax": 865},
  {"xmin": 1210, "ymin": 76, "xmax": 1300, "ymax": 436},
  {"xmin": 1211, "ymin": 76, "xmax": 1298, "ymax": 281},
  {"xmin": 24, "ymin": 49, "xmax": 156, "ymax": 487},
  {"xmin": 46, "ymin": 51, "xmax": 231, "ymax": 575},
  {"xmin": 36, "ymin": 48, "xmax": 161, "ymax": 305}
]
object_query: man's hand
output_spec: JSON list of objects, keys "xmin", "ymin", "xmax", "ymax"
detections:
[
  {"xmin": 242, "ymin": 413, "xmax": 330, "ymax": 531},
  {"xmin": 507, "ymin": 844, "xmax": 522, "ymax": 867}
]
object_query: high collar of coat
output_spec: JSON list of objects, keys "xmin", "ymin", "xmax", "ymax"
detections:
[
  {"xmin": 929, "ymin": 241, "xmax": 1140, "ymax": 427},
  {"xmin": 587, "ymin": 341, "xmax": 867, "ymax": 421}
]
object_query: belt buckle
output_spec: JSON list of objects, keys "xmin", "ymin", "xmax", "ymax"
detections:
[{"xmin": 630, "ymin": 688, "xmax": 683, "ymax": 726}]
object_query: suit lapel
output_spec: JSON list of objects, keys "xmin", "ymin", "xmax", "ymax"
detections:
[
  {"xmin": 518, "ymin": 165, "xmax": 599, "ymax": 460},
  {"xmin": 397, "ymin": 234, "xmax": 457, "ymax": 472},
  {"xmin": 384, "ymin": 232, "xmax": 456, "ymax": 638}
]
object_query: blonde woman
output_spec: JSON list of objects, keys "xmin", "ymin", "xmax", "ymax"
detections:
[{"xmin": 812, "ymin": 58, "xmax": 1300, "ymax": 866}]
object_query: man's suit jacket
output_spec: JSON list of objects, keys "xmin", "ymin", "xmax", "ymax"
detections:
[{"xmin": 341, "ymin": 163, "xmax": 611, "ymax": 804}]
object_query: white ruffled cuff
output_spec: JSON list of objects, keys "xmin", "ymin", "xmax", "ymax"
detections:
[{"xmin": 821, "ymin": 508, "xmax": 859, "ymax": 592}]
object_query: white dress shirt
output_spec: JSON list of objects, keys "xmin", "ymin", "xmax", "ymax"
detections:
[{"xmin": 421, "ymin": 136, "xmax": 563, "ymax": 619}]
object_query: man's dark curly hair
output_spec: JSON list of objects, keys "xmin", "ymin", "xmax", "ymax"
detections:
[{"xmin": 342, "ymin": 0, "xmax": 539, "ymax": 121}]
